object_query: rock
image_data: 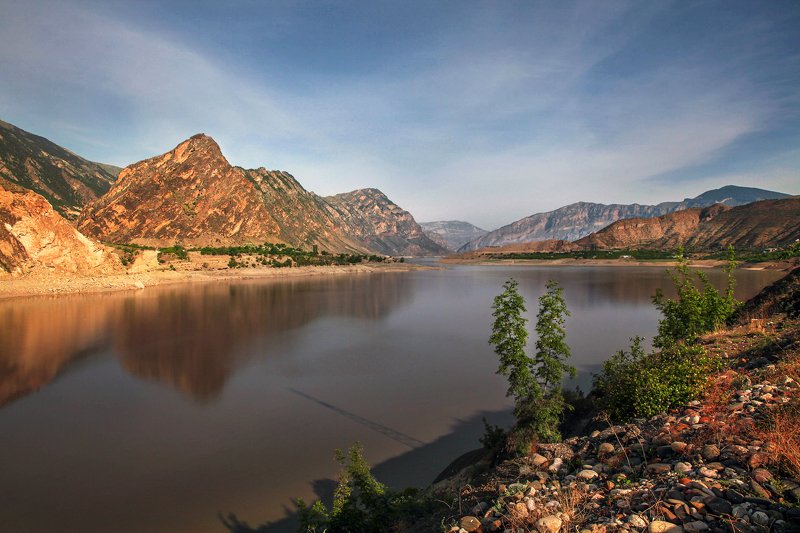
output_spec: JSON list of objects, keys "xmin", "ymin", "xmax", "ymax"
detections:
[
  {"xmin": 698, "ymin": 467, "xmax": 718, "ymax": 478},
  {"xmin": 751, "ymin": 511, "xmax": 769, "ymax": 527},
  {"xmin": 598, "ymin": 442, "xmax": 615, "ymax": 455},
  {"xmin": 459, "ymin": 516, "xmax": 482, "ymax": 532},
  {"xmin": 536, "ymin": 515, "xmax": 562, "ymax": 533},
  {"xmin": 683, "ymin": 521, "xmax": 709, "ymax": 532},
  {"xmin": 548, "ymin": 457, "xmax": 564, "ymax": 472},
  {"xmin": 724, "ymin": 489, "xmax": 744, "ymax": 504},
  {"xmin": 648, "ymin": 521, "xmax": 683, "ymax": 533},
  {"xmin": 531, "ymin": 453, "xmax": 549, "ymax": 467},
  {"xmin": 701, "ymin": 445, "xmax": 720, "ymax": 461},
  {"xmin": 671, "ymin": 442, "xmax": 688, "ymax": 454},
  {"xmin": 705, "ymin": 497, "xmax": 733, "ymax": 516},
  {"xmin": 577, "ymin": 469, "xmax": 600, "ymax": 481},
  {"xmin": 646, "ymin": 463, "xmax": 672, "ymax": 475},
  {"xmin": 751, "ymin": 468, "xmax": 773, "ymax": 483},
  {"xmin": 750, "ymin": 480, "xmax": 772, "ymax": 499},
  {"xmin": 133, "ymin": 280, "xmax": 145, "ymax": 289},
  {"xmin": 674, "ymin": 462, "xmax": 692, "ymax": 474},
  {"xmin": 627, "ymin": 514, "xmax": 647, "ymax": 528}
]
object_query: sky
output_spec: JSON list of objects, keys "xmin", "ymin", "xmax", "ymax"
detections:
[{"xmin": 1, "ymin": 0, "xmax": 798, "ymax": 230}]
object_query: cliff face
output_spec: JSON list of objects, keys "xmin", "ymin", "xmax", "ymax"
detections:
[
  {"xmin": 575, "ymin": 197, "xmax": 800, "ymax": 250},
  {"xmin": 77, "ymin": 134, "xmax": 443, "ymax": 256},
  {"xmin": 460, "ymin": 202, "xmax": 673, "ymax": 251},
  {"xmin": 0, "ymin": 181, "xmax": 121, "ymax": 276},
  {"xmin": 0, "ymin": 119, "xmax": 118, "ymax": 220},
  {"xmin": 458, "ymin": 186, "xmax": 790, "ymax": 252},
  {"xmin": 77, "ymin": 135, "xmax": 369, "ymax": 253},
  {"xmin": 420, "ymin": 220, "xmax": 488, "ymax": 251},
  {"xmin": 326, "ymin": 188, "xmax": 448, "ymax": 256}
]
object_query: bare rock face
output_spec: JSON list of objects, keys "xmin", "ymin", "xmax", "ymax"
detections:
[
  {"xmin": 575, "ymin": 197, "xmax": 800, "ymax": 250},
  {"xmin": 420, "ymin": 220, "xmax": 488, "ymax": 251},
  {"xmin": 77, "ymin": 134, "xmax": 370, "ymax": 253},
  {"xmin": 326, "ymin": 188, "xmax": 449, "ymax": 256},
  {"xmin": 0, "ymin": 119, "xmax": 118, "ymax": 220},
  {"xmin": 0, "ymin": 181, "xmax": 122, "ymax": 276},
  {"xmin": 458, "ymin": 186, "xmax": 790, "ymax": 252}
]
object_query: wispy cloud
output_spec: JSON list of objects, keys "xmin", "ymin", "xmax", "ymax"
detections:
[{"xmin": 0, "ymin": 0, "xmax": 797, "ymax": 229}]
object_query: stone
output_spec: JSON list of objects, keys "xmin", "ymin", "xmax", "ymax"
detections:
[
  {"xmin": 674, "ymin": 462, "xmax": 692, "ymax": 474},
  {"xmin": 751, "ymin": 468, "xmax": 773, "ymax": 483},
  {"xmin": 627, "ymin": 514, "xmax": 647, "ymax": 528},
  {"xmin": 698, "ymin": 467, "xmax": 718, "ymax": 478},
  {"xmin": 459, "ymin": 516, "xmax": 482, "ymax": 532},
  {"xmin": 536, "ymin": 515, "xmax": 562, "ymax": 533},
  {"xmin": 705, "ymin": 497, "xmax": 733, "ymax": 516},
  {"xmin": 648, "ymin": 521, "xmax": 683, "ymax": 533},
  {"xmin": 531, "ymin": 453, "xmax": 549, "ymax": 467},
  {"xmin": 577, "ymin": 469, "xmax": 599, "ymax": 481},
  {"xmin": 548, "ymin": 457, "xmax": 564, "ymax": 472},
  {"xmin": 598, "ymin": 442, "xmax": 615, "ymax": 455},
  {"xmin": 724, "ymin": 489, "xmax": 744, "ymax": 504},
  {"xmin": 751, "ymin": 511, "xmax": 769, "ymax": 527},
  {"xmin": 646, "ymin": 463, "xmax": 672, "ymax": 475},
  {"xmin": 671, "ymin": 442, "xmax": 688, "ymax": 454},
  {"xmin": 683, "ymin": 521, "xmax": 709, "ymax": 532},
  {"xmin": 701, "ymin": 445, "xmax": 720, "ymax": 461}
]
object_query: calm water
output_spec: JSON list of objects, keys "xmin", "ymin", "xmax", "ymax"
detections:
[{"xmin": 0, "ymin": 265, "xmax": 782, "ymax": 532}]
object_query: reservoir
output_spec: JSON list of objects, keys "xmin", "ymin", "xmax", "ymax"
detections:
[{"xmin": 0, "ymin": 265, "xmax": 782, "ymax": 532}]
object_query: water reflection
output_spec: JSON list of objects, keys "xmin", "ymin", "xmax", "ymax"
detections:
[{"xmin": 0, "ymin": 274, "xmax": 414, "ymax": 405}]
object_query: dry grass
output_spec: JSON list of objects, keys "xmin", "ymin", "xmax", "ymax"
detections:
[{"xmin": 756, "ymin": 399, "xmax": 800, "ymax": 477}]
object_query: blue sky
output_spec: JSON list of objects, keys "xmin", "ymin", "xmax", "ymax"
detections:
[{"xmin": 1, "ymin": 0, "xmax": 798, "ymax": 229}]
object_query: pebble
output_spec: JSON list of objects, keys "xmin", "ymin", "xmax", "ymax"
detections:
[
  {"xmin": 705, "ymin": 497, "xmax": 733, "ymax": 516},
  {"xmin": 458, "ymin": 516, "xmax": 481, "ymax": 532},
  {"xmin": 649, "ymin": 520, "xmax": 683, "ymax": 533},
  {"xmin": 683, "ymin": 521, "xmax": 708, "ymax": 532},
  {"xmin": 646, "ymin": 463, "xmax": 672, "ymax": 475},
  {"xmin": 536, "ymin": 515, "xmax": 562, "ymax": 533},
  {"xmin": 751, "ymin": 511, "xmax": 770, "ymax": 527}
]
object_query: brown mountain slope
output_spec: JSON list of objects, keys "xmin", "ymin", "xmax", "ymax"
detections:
[
  {"xmin": 78, "ymin": 134, "xmax": 442, "ymax": 256},
  {"xmin": 326, "ymin": 188, "xmax": 448, "ymax": 256},
  {"xmin": 0, "ymin": 181, "xmax": 122, "ymax": 276},
  {"xmin": 575, "ymin": 197, "xmax": 800, "ymax": 250},
  {"xmin": 0, "ymin": 119, "xmax": 117, "ymax": 219},
  {"xmin": 77, "ymin": 134, "xmax": 370, "ymax": 253}
]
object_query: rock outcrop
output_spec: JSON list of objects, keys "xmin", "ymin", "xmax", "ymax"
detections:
[
  {"xmin": 459, "ymin": 186, "xmax": 790, "ymax": 252},
  {"xmin": 326, "ymin": 189, "xmax": 448, "ymax": 256},
  {"xmin": 0, "ymin": 181, "xmax": 121, "ymax": 275},
  {"xmin": 420, "ymin": 220, "xmax": 488, "ymax": 251},
  {"xmin": 77, "ymin": 134, "xmax": 369, "ymax": 253},
  {"xmin": 576, "ymin": 197, "xmax": 800, "ymax": 251},
  {"xmin": 0, "ymin": 118, "xmax": 118, "ymax": 220},
  {"xmin": 78, "ymin": 135, "xmax": 442, "ymax": 256}
]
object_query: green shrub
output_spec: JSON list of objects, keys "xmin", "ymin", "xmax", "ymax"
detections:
[
  {"xmin": 652, "ymin": 246, "xmax": 740, "ymax": 348},
  {"xmin": 295, "ymin": 442, "xmax": 429, "ymax": 532},
  {"xmin": 595, "ymin": 337, "xmax": 720, "ymax": 420}
]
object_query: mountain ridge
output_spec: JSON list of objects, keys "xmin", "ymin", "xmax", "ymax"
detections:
[{"xmin": 458, "ymin": 186, "xmax": 792, "ymax": 252}]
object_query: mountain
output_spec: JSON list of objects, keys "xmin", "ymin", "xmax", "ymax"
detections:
[
  {"xmin": 0, "ymin": 180, "xmax": 122, "ymax": 276},
  {"xmin": 458, "ymin": 185, "xmax": 790, "ymax": 252},
  {"xmin": 419, "ymin": 220, "xmax": 488, "ymax": 251},
  {"xmin": 575, "ymin": 197, "xmax": 800, "ymax": 251},
  {"xmin": 326, "ymin": 189, "xmax": 448, "ymax": 256},
  {"xmin": 0, "ymin": 119, "xmax": 118, "ymax": 219},
  {"xmin": 677, "ymin": 185, "xmax": 791, "ymax": 209},
  {"xmin": 77, "ymin": 134, "xmax": 441, "ymax": 256}
]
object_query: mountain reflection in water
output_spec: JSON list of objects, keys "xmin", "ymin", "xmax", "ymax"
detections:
[{"xmin": 0, "ymin": 274, "xmax": 413, "ymax": 405}]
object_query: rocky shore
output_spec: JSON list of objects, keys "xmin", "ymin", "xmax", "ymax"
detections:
[{"xmin": 427, "ymin": 271, "xmax": 800, "ymax": 533}]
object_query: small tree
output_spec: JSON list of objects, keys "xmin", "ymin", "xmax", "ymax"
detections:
[
  {"xmin": 489, "ymin": 279, "xmax": 574, "ymax": 448},
  {"xmin": 653, "ymin": 246, "xmax": 741, "ymax": 348}
]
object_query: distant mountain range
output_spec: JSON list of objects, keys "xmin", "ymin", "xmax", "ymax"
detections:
[
  {"xmin": 419, "ymin": 220, "xmax": 488, "ymax": 251},
  {"xmin": 0, "ymin": 117, "xmax": 796, "ymax": 276},
  {"xmin": 575, "ymin": 198, "xmax": 800, "ymax": 251},
  {"xmin": 458, "ymin": 185, "xmax": 792, "ymax": 252},
  {"xmin": 0, "ymin": 119, "xmax": 119, "ymax": 219}
]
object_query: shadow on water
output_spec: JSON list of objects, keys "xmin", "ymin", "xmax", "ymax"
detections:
[{"xmin": 219, "ymin": 407, "xmax": 515, "ymax": 533}]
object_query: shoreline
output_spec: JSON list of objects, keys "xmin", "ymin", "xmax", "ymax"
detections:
[
  {"xmin": 439, "ymin": 257, "xmax": 795, "ymax": 270},
  {"xmin": 0, "ymin": 262, "xmax": 434, "ymax": 300}
]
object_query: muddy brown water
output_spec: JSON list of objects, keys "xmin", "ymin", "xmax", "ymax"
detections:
[{"xmin": 0, "ymin": 265, "xmax": 782, "ymax": 532}]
